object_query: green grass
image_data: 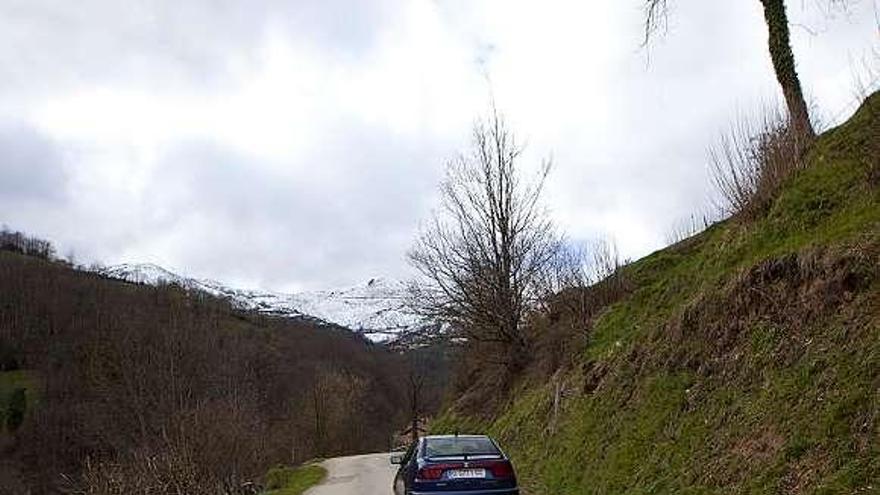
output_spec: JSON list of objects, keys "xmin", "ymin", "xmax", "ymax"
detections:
[
  {"xmin": 262, "ymin": 463, "xmax": 328, "ymax": 495},
  {"xmin": 436, "ymin": 92, "xmax": 880, "ymax": 494}
]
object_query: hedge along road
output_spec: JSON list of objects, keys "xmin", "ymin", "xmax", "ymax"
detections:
[{"xmin": 305, "ymin": 453, "xmax": 397, "ymax": 495}]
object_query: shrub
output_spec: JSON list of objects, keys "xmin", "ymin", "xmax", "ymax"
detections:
[
  {"xmin": 264, "ymin": 464, "xmax": 327, "ymax": 495},
  {"xmin": 710, "ymin": 107, "xmax": 809, "ymax": 219}
]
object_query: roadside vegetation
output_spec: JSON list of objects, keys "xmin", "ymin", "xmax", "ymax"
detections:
[
  {"xmin": 431, "ymin": 92, "xmax": 880, "ymax": 493},
  {"xmin": 414, "ymin": 1, "xmax": 878, "ymax": 491},
  {"xmin": 263, "ymin": 464, "xmax": 327, "ymax": 495}
]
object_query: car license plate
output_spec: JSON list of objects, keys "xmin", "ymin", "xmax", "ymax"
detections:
[{"xmin": 448, "ymin": 468, "xmax": 486, "ymax": 479}]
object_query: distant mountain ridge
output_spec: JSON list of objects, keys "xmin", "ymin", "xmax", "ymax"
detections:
[{"xmin": 97, "ymin": 263, "xmax": 421, "ymax": 341}]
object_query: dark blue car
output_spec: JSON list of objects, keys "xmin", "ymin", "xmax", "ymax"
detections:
[{"xmin": 391, "ymin": 434, "xmax": 519, "ymax": 495}]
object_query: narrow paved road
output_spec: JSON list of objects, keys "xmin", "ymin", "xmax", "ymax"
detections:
[{"xmin": 306, "ymin": 452, "xmax": 396, "ymax": 495}]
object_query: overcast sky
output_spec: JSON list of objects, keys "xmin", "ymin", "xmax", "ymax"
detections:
[{"xmin": 0, "ymin": 0, "xmax": 877, "ymax": 292}]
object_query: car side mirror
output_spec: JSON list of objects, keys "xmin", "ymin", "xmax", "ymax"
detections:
[{"xmin": 390, "ymin": 454, "xmax": 404, "ymax": 465}]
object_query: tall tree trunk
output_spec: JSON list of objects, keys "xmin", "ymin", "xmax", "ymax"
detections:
[
  {"xmin": 759, "ymin": 0, "xmax": 815, "ymax": 139},
  {"xmin": 410, "ymin": 380, "xmax": 420, "ymax": 445}
]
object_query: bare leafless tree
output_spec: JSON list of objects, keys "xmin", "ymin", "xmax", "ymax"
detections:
[
  {"xmin": 404, "ymin": 351, "xmax": 433, "ymax": 444},
  {"xmin": 529, "ymin": 238, "xmax": 631, "ymax": 374},
  {"xmin": 408, "ymin": 110, "xmax": 559, "ymax": 373},
  {"xmin": 538, "ymin": 242, "xmax": 590, "ymax": 307},
  {"xmin": 538, "ymin": 239, "xmax": 625, "ymax": 304},
  {"xmin": 589, "ymin": 239, "xmax": 626, "ymax": 286}
]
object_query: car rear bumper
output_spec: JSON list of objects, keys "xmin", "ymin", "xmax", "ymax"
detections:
[{"xmin": 410, "ymin": 489, "xmax": 519, "ymax": 495}]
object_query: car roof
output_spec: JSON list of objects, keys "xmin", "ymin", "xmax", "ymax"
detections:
[{"xmin": 422, "ymin": 434, "xmax": 491, "ymax": 440}]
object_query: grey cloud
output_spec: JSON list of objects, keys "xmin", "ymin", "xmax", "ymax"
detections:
[
  {"xmin": 0, "ymin": 122, "xmax": 67, "ymax": 202},
  {"xmin": 0, "ymin": 0, "xmax": 400, "ymax": 94},
  {"xmin": 135, "ymin": 123, "xmax": 447, "ymax": 290}
]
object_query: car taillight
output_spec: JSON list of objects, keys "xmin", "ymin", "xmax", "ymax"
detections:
[
  {"xmin": 485, "ymin": 460, "xmax": 515, "ymax": 479},
  {"xmin": 417, "ymin": 466, "xmax": 444, "ymax": 480}
]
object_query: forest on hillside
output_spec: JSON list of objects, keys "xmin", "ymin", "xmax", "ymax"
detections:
[{"xmin": 0, "ymin": 231, "xmax": 416, "ymax": 494}]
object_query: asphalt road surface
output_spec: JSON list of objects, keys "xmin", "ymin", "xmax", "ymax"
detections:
[{"xmin": 306, "ymin": 452, "xmax": 397, "ymax": 495}]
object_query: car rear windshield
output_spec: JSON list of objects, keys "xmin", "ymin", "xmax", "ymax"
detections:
[{"xmin": 424, "ymin": 437, "xmax": 500, "ymax": 458}]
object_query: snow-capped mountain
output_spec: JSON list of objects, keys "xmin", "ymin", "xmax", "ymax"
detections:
[{"xmin": 97, "ymin": 263, "xmax": 421, "ymax": 342}]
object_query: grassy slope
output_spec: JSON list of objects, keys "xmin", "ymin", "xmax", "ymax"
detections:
[{"xmin": 434, "ymin": 93, "xmax": 880, "ymax": 494}]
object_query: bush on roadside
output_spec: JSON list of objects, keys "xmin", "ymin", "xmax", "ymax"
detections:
[{"xmin": 264, "ymin": 464, "xmax": 327, "ymax": 495}]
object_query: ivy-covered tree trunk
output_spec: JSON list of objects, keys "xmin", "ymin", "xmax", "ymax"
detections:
[{"xmin": 759, "ymin": 0, "xmax": 815, "ymax": 139}]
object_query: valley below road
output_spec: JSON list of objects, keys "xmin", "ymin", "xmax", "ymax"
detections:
[{"xmin": 306, "ymin": 453, "xmax": 397, "ymax": 495}]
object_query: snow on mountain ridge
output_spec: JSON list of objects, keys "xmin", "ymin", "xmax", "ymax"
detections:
[
  {"xmin": 100, "ymin": 263, "xmax": 189, "ymax": 286},
  {"xmin": 96, "ymin": 263, "xmax": 419, "ymax": 342}
]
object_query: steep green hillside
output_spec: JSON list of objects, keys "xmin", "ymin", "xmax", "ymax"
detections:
[{"xmin": 434, "ymin": 92, "xmax": 880, "ymax": 494}]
